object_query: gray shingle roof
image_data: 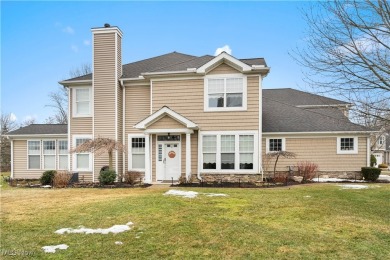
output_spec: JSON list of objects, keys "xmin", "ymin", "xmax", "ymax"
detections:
[
  {"xmin": 7, "ymin": 124, "xmax": 67, "ymax": 136},
  {"xmin": 63, "ymin": 52, "xmax": 267, "ymax": 81},
  {"xmin": 262, "ymin": 90, "xmax": 368, "ymax": 133}
]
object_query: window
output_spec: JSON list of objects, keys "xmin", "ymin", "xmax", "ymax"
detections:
[
  {"xmin": 73, "ymin": 136, "xmax": 92, "ymax": 170},
  {"xmin": 201, "ymin": 132, "xmax": 258, "ymax": 172},
  {"xmin": 378, "ymin": 136, "xmax": 385, "ymax": 146},
  {"xmin": 73, "ymin": 87, "xmax": 91, "ymax": 117},
  {"xmin": 128, "ymin": 135, "xmax": 146, "ymax": 170},
  {"xmin": 337, "ymin": 137, "xmax": 358, "ymax": 154},
  {"xmin": 205, "ymin": 75, "xmax": 247, "ymax": 111},
  {"xmin": 239, "ymin": 135, "xmax": 254, "ymax": 169},
  {"xmin": 221, "ymin": 135, "xmax": 235, "ymax": 169},
  {"xmin": 266, "ymin": 138, "xmax": 285, "ymax": 153},
  {"xmin": 58, "ymin": 140, "xmax": 68, "ymax": 170},
  {"xmin": 203, "ymin": 135, "xmax": 217, "ymax": 169},
  {"xmin": 43, "ymin": 140, "xmax": 56, "ymax": 169},
  {"xmin": 28, "ymin": 141, "xmax": 41, "ymax": 169},
  {"xmin": 131, "ymin": 137, "xmax": 145, "ymax": 169}
]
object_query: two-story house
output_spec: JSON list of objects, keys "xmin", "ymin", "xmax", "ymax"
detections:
[{"xmin": 7, "ymin": 24, "xmax": 373, "ymax": 183}]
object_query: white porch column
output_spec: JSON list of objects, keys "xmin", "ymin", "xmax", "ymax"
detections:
[
  {"xmin": 144, "ymin": 134, "xmax": 152, "ymax": 183},
  {"xmin": 186, "ymin": 133, "xmax": 191, "ymax": 180}
]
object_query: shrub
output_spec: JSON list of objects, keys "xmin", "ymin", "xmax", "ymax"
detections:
[
  {"xmin": 124, "ymin": 171, "xmax": 142, "ymax": 185},
  {"xmin": 40, "ymin": 170, "xmax": 57, "ymax": 185},
  {"xmin": 361, "ymin": 167, "xmax": 381, "ymax": 181},
  {"xmin": 378, "ymin": 163, "xmax": 388, "ymax": 169},
  {"xmin": 273, "ymin": 172, "xmax": 288, "ymax": 183},
  {"xmin": 370, "ymin": 154, "xmax": 377, "ymax": 167},
  {"xmin": 99, "ymin": 170, "xmax": 116, "ymax": 185},
  {"xmin": 53, "ymin": 171, "xmax": 71, "ymax": 188},
  {"xmin": 297, "ymin": 161, "xmax": 319, "ymax": 182}
]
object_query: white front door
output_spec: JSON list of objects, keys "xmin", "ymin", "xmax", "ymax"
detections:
[
  {"xmin": 373, "ymin": 153, "xmax": 383, "ymax": 166},
  {"xmin": 156, "ymin": 142, "xmax": 181, "ymax": 181}
]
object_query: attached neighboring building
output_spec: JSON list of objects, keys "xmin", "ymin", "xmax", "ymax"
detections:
[
  {"xmin": 372, "ymin": 129, "xmax": 390, "ymax": 166},
  {"xmin": 7, "ymin": 24, "xmax": 373, "ymax": 182}
]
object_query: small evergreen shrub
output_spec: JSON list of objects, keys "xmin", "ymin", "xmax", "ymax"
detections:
[
  {"xmin": 378, "ymin": 163, "xmax": 388, "ymax": 169},
  {"xmin": 370, "ymin": 154, "xmax": 377, "ymax": 167},
  {"xmin": 361, "ymin": 167, "xmax": 381, "ymax": 181},
  {"xmin": 53, "ymin": 171, "xmax": 71, "ymax": 188},
  {"xmin": 124, "ymin": 171, "xmax": 142, "ymax": 185},
  {"xmin": 40, "ymin": 170, "xmax": 57, "ymax": 185},
  {"xmin": 99, "ymin": 170, "xmax": 116, "ymax": 185}
]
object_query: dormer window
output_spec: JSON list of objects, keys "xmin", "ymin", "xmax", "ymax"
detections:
[
  {"xmin": 204, "ymin": 75, "xmax": 247, "ymax": 112},
  {"xmin": 73, "ymin": 87, "xmax": 92, "ymax": 117}
]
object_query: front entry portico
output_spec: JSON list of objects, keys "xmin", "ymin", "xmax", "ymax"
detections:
[{"xmin": 134, "ymin": 106, "xmax": 198, "ymax": 183}]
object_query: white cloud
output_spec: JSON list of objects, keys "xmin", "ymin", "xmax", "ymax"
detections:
[
  {"xmin": 83, "ymin": 40, "xmax": 90, "ymax": 46},
  {"xmin": 71, "ymin": 44, "xmax": 79, "ymax": 53},
  {"xmin": 63, "ymin": 26, "xmax": 74, "ymax": 34},
  {"xmin": 10, "ymin": 113, "xmax": 17, "ymax": 122},
  {"xmin": 23, "ymin": 115, "xmax": 37, "ymax": 121},
  {"xmin": 214, "ymin": 45, "xmax": 232, "ymax": 56}
]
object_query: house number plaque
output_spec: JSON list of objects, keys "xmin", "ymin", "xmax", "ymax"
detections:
[{"xmin": 168, "ymin": 151, "xmax": 176, "ymax": 158}]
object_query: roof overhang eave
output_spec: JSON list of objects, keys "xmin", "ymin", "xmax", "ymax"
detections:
[{"xmin": 59, "ymin": 79, "xmax": 92, "ymax": 87}]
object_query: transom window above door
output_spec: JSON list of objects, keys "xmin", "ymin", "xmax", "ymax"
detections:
[{"xmin": 204, "ymin": 75, "xmax": 247, "ymax": 112}]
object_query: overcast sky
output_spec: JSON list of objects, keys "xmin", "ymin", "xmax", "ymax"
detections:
[{"xmin": 1, "ymin": 1, "xmax": 311, "ymax": 124}]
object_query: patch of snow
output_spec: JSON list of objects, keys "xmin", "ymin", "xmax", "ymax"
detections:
[
  {"xmin": 164, "ymin": 189, "xmax": 198, "ymax": 198},
  {"xmin": 42, "ymin": 185, "xmax": 52, "ymax": 188},
  {"xmin": 204, "ymin": 193, "xmax": 228, "ymax": 197},
  {"xmin": 304, "ymin": 195, "xmax": 311, "ymax": 198},
  {"xmin": 313, "ymin": 178, "xmax": 366, "ymax": 183},
  {"xmin": 115, "ymin": 241, "xmax": 123, "ymax": 245},
  {"xmin": 55, "ymin": 222, "xmax": 133, "ymax": 235},
  {"xmin": 338, "ymin": 184, "xmax": 368, "ymax": 189},
  {"xmin": 42, "ymin": 244, "xmax": 68, "ymax": 253}
]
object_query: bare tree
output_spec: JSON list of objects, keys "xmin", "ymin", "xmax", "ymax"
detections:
[
  {"xmin": 19, "ymin": 118, "xmax": 36, "ymax": 127},
  {"xmin": 1, "ymin": 113, "xmax": 18, "ymax": 172},
  {"xmin": 292, "ymin": 0, "xmax": 390, "ymax": 124},
  {"xmin": 45, "ymin": 63, "xmax": 91, "ymax": 124},
  {"xmin": 266, "ymin": 151, "xmax": 297, "ymax": 179},
  {"xmin": 70, "ymin": 137, "xmax": 126, "ymax": 172}
]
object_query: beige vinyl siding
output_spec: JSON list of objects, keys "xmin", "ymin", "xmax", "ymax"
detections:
[
  {"xmin": 208, "ymin": 63, "xmax": 240, "ymax": 75},
  {"xmin": 262, "ymin": 136, "xmax": 367, "ymax": 172},
  {"xmin": 148, "ymin": 116, "xmax": 186, "ymax": 129},
  {"xmin": 152, "ymin": 71, "xmax": 259, "ymax": 131},
  {"xmin": 93, "ymin": 32, "xmax": 117, "ymax": 179},
  {"xmin": 124, "ymin": 85, "xmax": 150, "ymax": 171},
  {"xmin": 13, "ymin": 140, "xmax": 42, "ymax": 179}
]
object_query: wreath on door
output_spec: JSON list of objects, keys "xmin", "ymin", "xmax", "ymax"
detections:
[{"xmin": 168, "ymin": 151, "xmax": 176, "ymax": 158}]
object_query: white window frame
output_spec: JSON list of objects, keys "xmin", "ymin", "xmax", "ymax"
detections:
[
  {"xmin": 378, "ymin": 136, "xmax": 385, "ymax": 146},
  {"xmin": 58, "ymin": 139, "xmax": 69, "ymax": 170},
  {"xmin": 128, "ymin": 134, "xmax": 146, "ymax": 171},
  {"xmin": 27, "ymin": 140, "xmax": 41, "ymax": 170},
  {"xmin": 204, "ymin": 74, "xmax": 247, "ymax": 112},
  {"xmin": 72, "ymin": 86, "xmax": 92, "ymax": 117},
  {"xmin": 72, "ymin": 135, "xmax": 92, "ymax": 171},
  {"xmin": 266, "ymin": 138, "xmax": 286, "ymax": 153},
  {"xmin": 337, "ymin": 137, "xmax": 358, "ymax": 154},
  {"xmin": 42, "ymin": 140, "xmax": 56, "ymax": 170},
  {"xmin": 200, "ymin": 131, "xmax": 258, "ymax": 173}
]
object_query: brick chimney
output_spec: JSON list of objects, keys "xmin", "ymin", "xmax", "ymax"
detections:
[{"xmin": 91, "ymin": 24, "xmax": 123, "ymax": 178}]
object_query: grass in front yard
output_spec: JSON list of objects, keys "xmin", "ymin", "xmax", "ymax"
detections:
[{"xmin": 1, "ymin": 184, "xmax": 389, "ymax": 259}]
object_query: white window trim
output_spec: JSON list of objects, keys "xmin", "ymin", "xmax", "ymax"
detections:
[
  {"xmin": 204, "ymin": 74, "xmax": 247, "ymax": 112},
  {"xmin": 58, "ymin": 139, "xmax": 69, "ymax": 170},
  {"xmin": 266, "ymin": 137, "xmax": 286, "ymax": 153},
  {"xmin": 42, "ymin": 140, "xmax": 56, "ymax": 170},
  {"xmin": 72, "ymin": 86, "xmax": 92, "ymax": 118},
  {"xmin": 200, "ymin": 131, "xmax": 258, "ymax": 174},
  {"xmin": 128, "ymin": 134, "xmax": 146, "ymax": 171},
  {"xmin": 337, "ymin": 137, "xmax": 358, "ymax": 154},
  {"xmin": 27, "ymin": 140, "xmax": 41, "ymax": 170},
  {"xmin": 72, "ymin": 135, "xmax": 92, "ymax": 171}
]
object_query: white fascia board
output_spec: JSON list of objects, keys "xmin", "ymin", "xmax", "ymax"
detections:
[
  {"xmin": 59, "ymin": 80, "xmax": 92, "ymax": 87},
  {"xmin": 197, "ymin": 52, "xmax": 252, "ymax": 74},
  {"xmin": 141, "ymin": 70, "xmax": 197, "ymax": 77},
  {"xmin": 262, "ymin": 131, "xmax": 374, "ymax": 136},
  {"xmin": 134, "ymin": 107, "xmax": 198, "ymax": 130},
  {"xmin": 7, "ymin": 134, "xmax": 67, "ymax": 140},
  {"xmin": 144, "ymin": 129, "xmax": 194, "ymax": 134}
]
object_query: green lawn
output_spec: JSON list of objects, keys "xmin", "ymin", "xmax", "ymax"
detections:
[{"xmin": 1, "ymin": 184, "xmax": 389, "ymax": 259}]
